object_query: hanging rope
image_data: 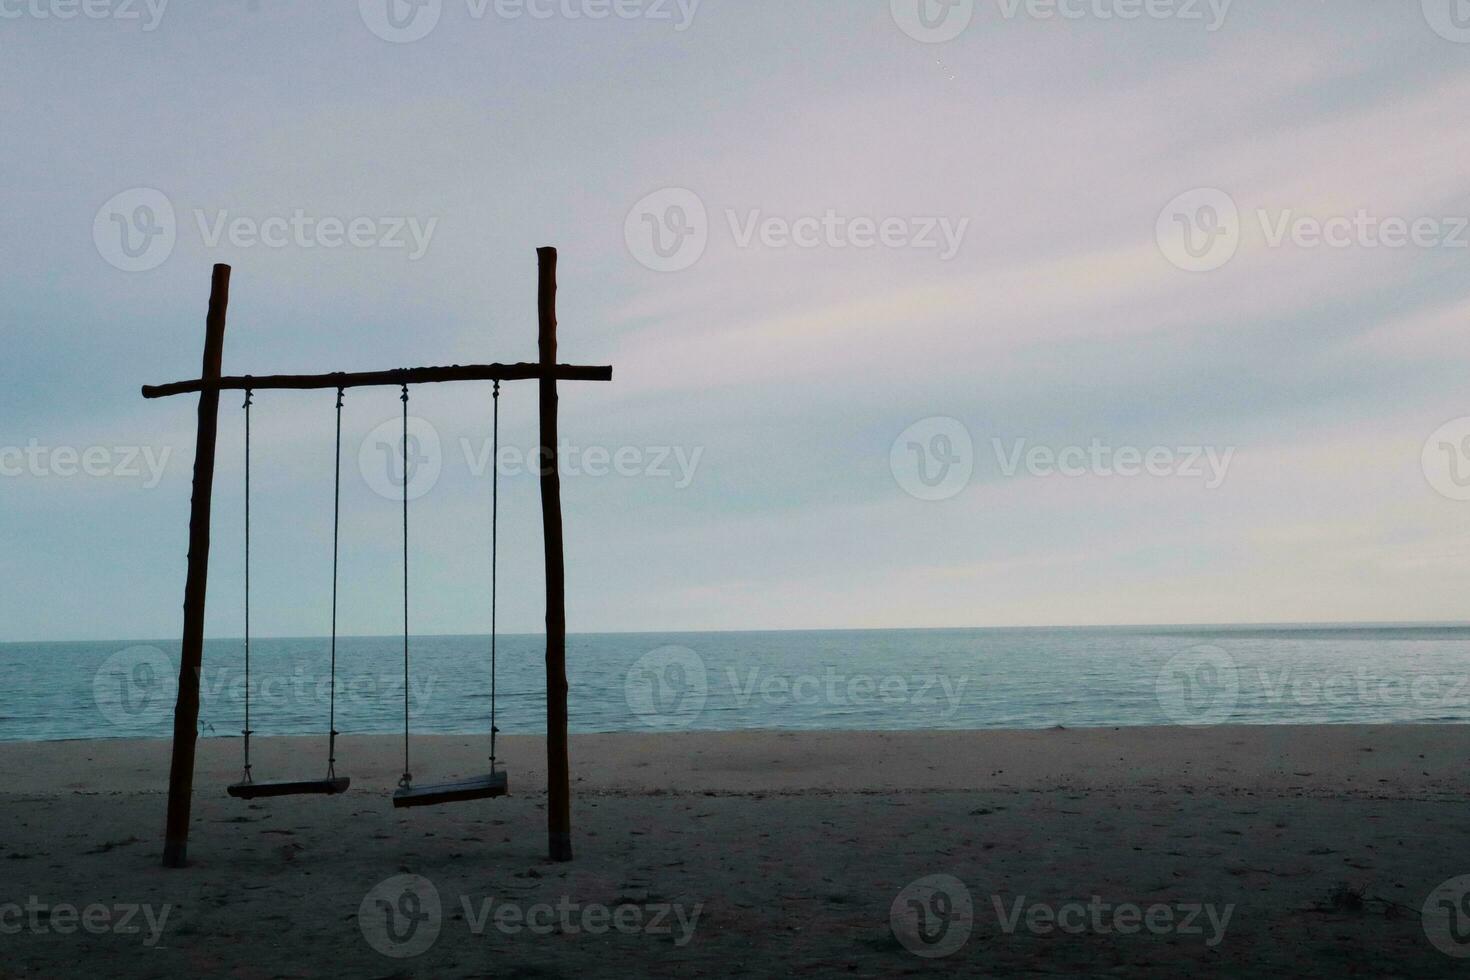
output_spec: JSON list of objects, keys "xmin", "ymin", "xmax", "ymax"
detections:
[
  {"xmin": 327, "ymin": 386, "xmax": 344, "ymax": 779},
  {"xmin": 399, "ymin": 382, "xmax": 412, "ymax": 792},
  {"xmin": 241, "ymin": 386, "xmax": 254, "ymax": 784},
  {"xmin": 490, "ymin": 380, "xmax": 500, "ymax": 771}
]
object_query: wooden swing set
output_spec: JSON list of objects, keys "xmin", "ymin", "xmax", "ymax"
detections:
[{"xmin": 143, "ymin": 248, "xmax": 611, "ymax": 868}]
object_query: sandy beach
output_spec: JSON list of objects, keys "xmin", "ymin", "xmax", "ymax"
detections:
[{"xmin": 3, "ymin": 726, "xmax": 1469, "ymax": 976}]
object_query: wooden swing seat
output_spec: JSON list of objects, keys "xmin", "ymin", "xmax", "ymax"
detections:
[
  {"xmin": 393, "ymin": 771, "xmax": 508, "ymax": 808},
  {"xmin": 227, "ymin": 776, "xmax": 351, "ymax": 799}
]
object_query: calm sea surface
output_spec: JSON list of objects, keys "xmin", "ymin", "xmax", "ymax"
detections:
[{"xmin": 4, "ymin": 626, "xmax": 1470, "ymax": 743}]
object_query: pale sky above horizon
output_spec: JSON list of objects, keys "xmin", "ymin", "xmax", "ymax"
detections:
[{"xmin": 4, "ymin": 2, "xmax": 1470, "ymax": 642}]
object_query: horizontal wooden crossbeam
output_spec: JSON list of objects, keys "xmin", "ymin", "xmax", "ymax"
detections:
[{"xmin": 141, "ymin": 362, "xmax": 613, "ymax": 399}]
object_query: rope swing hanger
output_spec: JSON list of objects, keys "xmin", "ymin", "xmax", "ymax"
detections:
[
  {"xmin": 490, "ymin": 379, "xmax": 501, "ymax": 773},
  {"xmin": 227, "ymin": 382, "xmax": 350, "ymax": 799},
  {"xmin": 327, "ymin": 384, "xmax": 345, "ymax": 780},
  {"xmin": 240, "ymin": 387, "xmax": 253, "ymax": 786},
  {"xmin": 393, "ymin": 378, "xmax": 510, "ymax": 808},
  {"xmin": 399, "ymin": 382, "xmax": 411, "ymax": 793}
]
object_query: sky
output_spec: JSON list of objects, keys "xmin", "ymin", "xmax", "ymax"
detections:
[{"xmin": 4, "ymin": 1, "xmax": 1470, "ymax": 642}]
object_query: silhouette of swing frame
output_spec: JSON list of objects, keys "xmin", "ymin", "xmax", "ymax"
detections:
[{"xmin": 143, "ymin": 248, "xmax": 610, "ymax": 868}]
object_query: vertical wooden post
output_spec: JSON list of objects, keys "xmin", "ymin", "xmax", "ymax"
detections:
[
  {"xmin": 538, "ymin": 246, "xmax": 572, "ymax": 862},
  {"xmin": 162, "ymin": 264, "xmax": 231, "ymax": 868}
]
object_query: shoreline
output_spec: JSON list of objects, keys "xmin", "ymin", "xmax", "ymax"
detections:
[
  {"xmin": 4, "ymin": 724, "xmax": 1467, "ymax": 797},
  {"xmin": 6, "ymin": 715, "xmax": 1470, "ymax": 745}
]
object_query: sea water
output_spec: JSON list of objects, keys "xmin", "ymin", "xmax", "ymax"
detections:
[{"xmin": 3, "ymin": 625, "xmax": 1469, "ymax": 742}]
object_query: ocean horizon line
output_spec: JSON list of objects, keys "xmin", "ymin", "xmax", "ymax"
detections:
[{"xmin": 8, "ymin": 619, "xmax": 1470, "ymax": 647}]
